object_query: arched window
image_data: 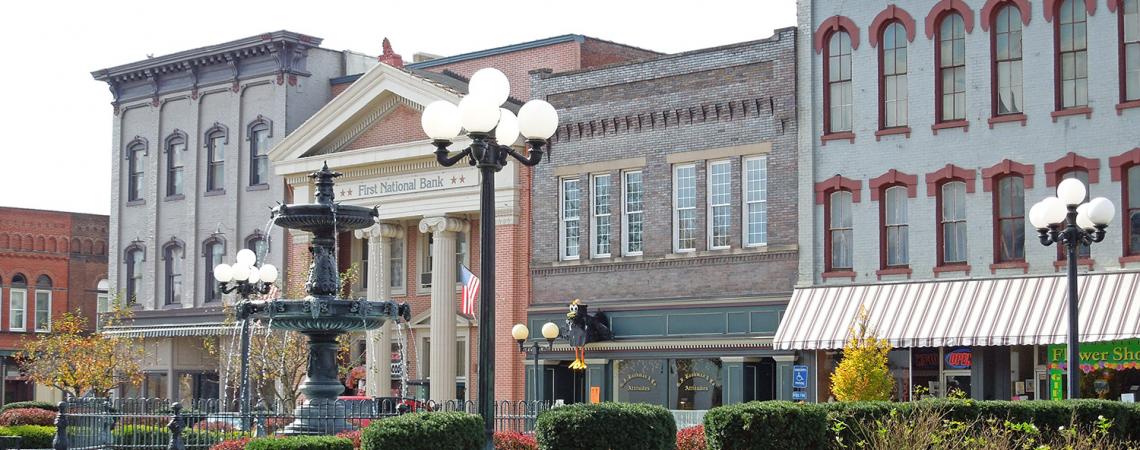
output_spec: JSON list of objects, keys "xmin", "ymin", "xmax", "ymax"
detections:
[
  {"xmin": 994, "ymin": 175, "xmax": 1026, "ymax": 263},
  {"xmin": 1121, "ymin": 0, "xmax": 1140, "ymax": 102},
  {"xmin": 937, "ymin": 13, "xmax": 968, "ymax": 122},
  {"xmin": 993, "ymin": 5, "xmax": 1024, "ymax": 115},
  {"xmin": 246, "ymin": 233, "xmax": 267, "ymax": 265},
  {"xmin": 127, "ymin": 141, "xmax": 145, "ymax": 202},
  {"xmin": 1127, "ymin": 164, "xmax": 1140, "ymax": 256},
  {"xmin": 248, "ymin": 120, "xmax": 271, "ymax": 186},
  {"xmin": 206, "ymin": 127, "xmax": 227, "ymax": 192},
  {"xmin": 939, "ymin": 181, "xmax": 969, "ymax": 266},
  {"xmin": 125, "ymin": 247, "xmax": 144, "ymax": 305},
  {"xmin": 203, "ymin": 238, "xmax": 225, "ymax": 303},
  {"xmin": 1056, "ymin": 0, "xmax": 1089, "ymax": 110},
  {"xmin": 34, "ymin": 275, "xmax": 52, "ymax": 332},
  {"xmin": 825, "ymin": 31, "xmax": 854, "ymax": 133},
  {"xmin": 9, "ymin": 274, "xmax": 27, "ymax": 331},
  {"xmin": 163, "ymin": 241, "xmax": 184, "ymax": 305},
  {"xmin": 880, "ymin": 22, "xmax": 909, "ymax": 129},
  {"xmin": 827, "ymin": 190, "xmax": 854, "ymax": 272},
  {"xmin": 166, "ymin": 132, "xmax": 186, "ymax": 197},
  {"xmin": 882, "ymin": 186, "xmax": 910, "ymax": 268}
]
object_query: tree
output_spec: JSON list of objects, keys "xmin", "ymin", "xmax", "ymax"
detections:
[
  {"xmin": 16, "ymin": 305, "xmax": 144, "ymax": 398},
  {"xmin": 830, "ymin": 306, "xmax": 894, "ymax": 402}
]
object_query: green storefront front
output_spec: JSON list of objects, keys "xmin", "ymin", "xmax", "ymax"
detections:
[{"xmin": 1047, "ymin": 339, "xmax": 1140, "ymax": 401}]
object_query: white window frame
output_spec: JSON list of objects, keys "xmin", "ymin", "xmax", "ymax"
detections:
[
  {"xmin": 418, "ymin": 333, "xmax": 470, "ymax": 384},
  {"xmin": 418, "ymin": 230, "xmax": 468, "ymax": 292},
  {"xmin": 559, "ymin": 178, "xmax": 581, "ymax": 261},
  {"xmin": 390, "ymin": 235, "xmax": 407, "ymax": 295},
  {"xmin": 591, "ymin": 173, "xmax": 612, "ymax": 258},
  {"xmin": 743, "ymin": 155, "xmax": 769, "ymax": 247},
  {"xmin": 9, "ymin": 288, "xmax": 26, "ymax": 332},
  {"xmin": 34, "ymin": 290, "xmax": 51, "ymax": 333},
  {"xmin": 707, "ymin": 160, "xmax": 733, "ymax": 250},
  {"xmin": 622, "ymin": 170, "xmax": 644, "ymax": 257},
  {"xmin": 673, "ymin": 164, "xmax": 698, "ymax": 253}
]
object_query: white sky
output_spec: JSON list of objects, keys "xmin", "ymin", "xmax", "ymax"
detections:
[{"xmin": 0, "ymin": 0, "xmax": 795, "ymax": 216}]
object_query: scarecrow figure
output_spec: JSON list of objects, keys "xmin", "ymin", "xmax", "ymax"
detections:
[{"xmin": 565, "ymin": 299, "xmax": 612, "ymax": 370}]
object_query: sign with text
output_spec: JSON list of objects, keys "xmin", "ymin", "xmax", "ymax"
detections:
[
  {"xmin": 792, "ymin": 365, "xmax": 809, "ymax": 389},
  {"xmin": 335, "ymin": 167, "xmax": 480, "ymax": 201}
]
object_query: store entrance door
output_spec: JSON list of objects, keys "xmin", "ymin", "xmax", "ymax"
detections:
[{"xmin": 944, "ymin": 370, "xmax": 971, "ymax": 398}]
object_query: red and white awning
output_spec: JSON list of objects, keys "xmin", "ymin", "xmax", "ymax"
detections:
[{"xmin": 774, "ymin": 271, "xmax": 1140, "ymax": 350}]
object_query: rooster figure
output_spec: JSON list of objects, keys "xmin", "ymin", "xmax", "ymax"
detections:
[{"xmin": 565, "ymin": 299, "xmax": 612, "ymax": 370}]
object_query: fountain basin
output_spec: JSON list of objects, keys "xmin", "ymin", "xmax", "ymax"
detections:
[
  {"xmin": 259, "ymin": 299, "xmax": 412, "ymax": 333},
  {"xmin": 273, "ymin": 203, "xmax": 378, "ymax": 233}
]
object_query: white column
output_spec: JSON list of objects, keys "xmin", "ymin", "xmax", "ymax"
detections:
[
  {"xmin": 418, "ymin": 216, "xmax": 466, "ymax": 403},
  {"xmin": 355, "ymin": 223, "xmax": 404, "ymax": 397}
]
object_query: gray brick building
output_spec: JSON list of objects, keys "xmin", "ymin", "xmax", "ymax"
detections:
[
  {"xmin": 778, "ymin": 0, "xmax": 1140, "ymax": 403},
  {"xmin": 527, "ymin": 28, "xmax": 800, "ymax": 408}
]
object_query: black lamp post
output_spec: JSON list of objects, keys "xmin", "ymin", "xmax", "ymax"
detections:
[
  {"xmin": 212, "ymin": 249, "xmax": 278, "ymax": 431},
  {"xmin": 511, "ymin": 322, "xmax": 561, "ymax": 403},
  {"xmin": 1028, "ymin": 178, "xmax": 1116, "ymax": 400},
  {"xmin": 421, "ymin": 68, "xmax": 558, "ymax": 449}
]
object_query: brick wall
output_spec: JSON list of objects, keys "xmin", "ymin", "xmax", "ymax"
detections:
[
  {"xmin": 579, "ymin": 38, "xmax": 660, "ymax": 70},
  {"xmin": 343, "ymin": 105, "xmax": 428, "ymax": 151}
]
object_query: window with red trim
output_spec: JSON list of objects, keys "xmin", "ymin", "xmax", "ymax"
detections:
[
  {"xmin": 1125, "ymin": 165, "xmax": 1140, "ymax": 255},
  {"xmin": 828, "ymin": 190, "xmax": 854, "ymax": 270},
  {"xmin": 1058, "ymin": 170, "xmax": 1092, "ymax": 259},
  {"xmin": 882, "ymin": 186, "xmax": 909, "ymax": 267},
  {"xmin": 938, "ymin": 13, "xmax": 968, "ymax": 122},
  {"xmin": 1057, "ymin": 0, "xmax": 1089, "ymax": 109},
  {"xmin": 1123, "ymin": 0, "xmax": 1140, "ymax": 101},
  {"xmin": 881, "ymin": 22, "xmax": 909, "ymax": 128},
  {"xmin": 993, "ymin": 5, "xmax": 1024, "ymax": 115},
  {"xmin": 826, "ymin": 31, "xmax": 854, "ymax": 133},
  {"xmin": 939, "ymin": 181, "xmax": 969, "ymax": 264},
  {"xmin": 994, "ymin": 175, "xmax": 1026, "ymax": 262}
]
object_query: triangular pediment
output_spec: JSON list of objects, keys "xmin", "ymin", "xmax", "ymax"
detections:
[
  {"xmin": 269, "ymin": 63, "xmax": 465, "ymax": 163},
  {"xmin": 408, "ymin": 309, "xmax": 476, "ymax": 328}
]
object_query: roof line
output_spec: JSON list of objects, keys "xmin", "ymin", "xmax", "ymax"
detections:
[
  {"xmin": 92, "ymin": 30, "xmax": 323, "ymax": 80},
  {"xmin": 405, "ymin": 34, "xmax": 586, "ymax": 69}
]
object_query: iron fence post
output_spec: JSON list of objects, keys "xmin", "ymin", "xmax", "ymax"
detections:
[
  {"xmin": 53, "ymin": 401, "xmax": 69, "ymax": 450},
  {"xmin": 167, "ymin": 402, "xmax": 186, "ymax": 450}
]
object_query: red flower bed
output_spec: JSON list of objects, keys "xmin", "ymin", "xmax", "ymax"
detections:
[
  {"xmin": 494, "ymin": 431, "xmax": 538, "ymax": 450},
  {"xmin": 208, "ymin": 437, "xmax": 252, "ymax": 450},
  {"xmin": 336, "ymin": 429, "xmax": 363, "ymax": 449},
  {"xmin": 0, "ymin": 408, "xmax": 57, "ymax": 426},
  {"xmin": 676, "ymin": 425, "xmax": 706, "ymax": 450}
]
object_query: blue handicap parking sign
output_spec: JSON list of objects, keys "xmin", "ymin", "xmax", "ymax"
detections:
[{"xmin": 792, "ymin": 365, "xmax": 808, "ymax": 389}]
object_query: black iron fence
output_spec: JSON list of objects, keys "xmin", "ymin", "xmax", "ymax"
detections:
[{"xmin": 49, "ymin": 398, "xmax": 551, "ymax": 450}]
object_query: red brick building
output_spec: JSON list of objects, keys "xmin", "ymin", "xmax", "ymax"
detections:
[{"xmin": 0, "ymin": 207, "xmax": 109, "ymax": 404}]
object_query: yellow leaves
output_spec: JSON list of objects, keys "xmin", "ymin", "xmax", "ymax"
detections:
[
  {"xmin": 830, "ymin": 306, "xmax": 895, "ymax": 402},
  {"xmin": 16, "ymin": 306, "xmax": 144, "ymax": 398}
]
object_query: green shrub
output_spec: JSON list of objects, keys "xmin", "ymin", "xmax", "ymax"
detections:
[
  {"xmin": 0, "ymin": 424, "xmax": 55, "ymax": 448},
  {"xmin": 704, "ymin": 401, "xmax": 828, "ymax": 450},
  {"xmin": 535, "ymin": 402, "xmax": 676, "ymax": 450},
  {"xmin": 111, "ymin": 424, "xmax": 228, "ymax": 450},
  {"xmin": 361, "ymin": 411, "xmax": 483, "ymax": 450},
  {"xmin": 0, "ymin": 401, "xmax": 58, "ymax": 413},
  {"xmin": 245, "ymin": 435, "xmax": 354, "ymax": 450},
  {"xmin": 0, "ymin": 408, "xmax": 57, "ymax": 426}
]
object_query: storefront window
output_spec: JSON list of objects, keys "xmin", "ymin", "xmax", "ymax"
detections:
[
  {"xmin": 1048, "ymin": 340, "xmax": 1140, "ymax": 401},
  {"xmin": 888, "ymin": 349, "xmax": 911, "ymax": 401},
  {"xmin": 615, "ymin": 359, "xmax": 667, "ymax": 406},
  {"xmin": 911, "ymin": 347, "xmax": 940, "ymax": 398},
  {"xmin": 672, "ymin": 359, "xmax": 723, "ymax": 411}
]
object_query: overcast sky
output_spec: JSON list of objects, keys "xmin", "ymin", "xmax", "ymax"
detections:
[{"xmin": 0, "ymin": 0, "xmax": 796, "ymax": 216}]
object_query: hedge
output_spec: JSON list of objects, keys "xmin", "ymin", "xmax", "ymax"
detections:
[
  {"xmin": 535, "ymin": 402, "xmax": 676, "ymax": 450},
  {"xmin": 0, "ymin": 408, "xmax": 57, "ymax": 426},
  {"xmin": 111, "ymin": 424, "xmax": 230, "ymax": 449},
  {"xmin": 245, "ymin": 436, "xmax": 354, "ymax": 450},
  {"xmin": 360, "ymin": 411, "xmax": 483, "ymax": 450},
  {"xmin": 0, "ymin": 401, "xmax": 58, "ymax": 413},
  {"xmin": 704, "ymin": 401, "xmax": 829, "ymax": 450},
  {"xmin": 0, "ymin": 425, "xmax": 55, "ymax": 448}
]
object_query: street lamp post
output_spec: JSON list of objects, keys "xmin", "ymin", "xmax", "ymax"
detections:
[
  {"xmin": 212, "ymin": 248, "xmax": 279, "ymax": 431},
  {"xmin": 421, "ymin": 68, "xmax": 558, "ymax": 449},
  {"xmin": 1028, "ymin": 178, "xmax": 1116, "ymax": 400},
  {"xmin": 511, "ymin": 322, "xmax": 561, "ymax": 403}
]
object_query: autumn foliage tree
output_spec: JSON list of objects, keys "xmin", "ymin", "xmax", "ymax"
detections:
[
  {"xmin": 16, "ymin": 307, "xmax": 143, "ymax": 398},
  {"xmin": 830, "ymin": 306, "xmax": 894, "ymax": 402}
]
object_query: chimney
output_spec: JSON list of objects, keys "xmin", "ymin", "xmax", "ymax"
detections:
[{"xmin": 378, "ymin": 37, "xmax": 404, "ymax": 68}]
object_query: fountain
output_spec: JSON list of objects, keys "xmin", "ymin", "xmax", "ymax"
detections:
[{"xmin": 250, "ymin": 162, "xmax": 410, "ymax": 435}]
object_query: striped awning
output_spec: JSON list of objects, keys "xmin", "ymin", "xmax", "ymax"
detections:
[
  {"xmin": 774, "ymin": 271, "xmax": 1140, "ymax": 350},
  {"xmin": 101, "ymin": 323, "xmax": 237, "ymax": 338}
]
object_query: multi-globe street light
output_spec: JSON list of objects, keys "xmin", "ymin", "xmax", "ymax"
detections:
[
  {"xmin": 420, "ymin": 67, "xmax": 558, "ymax": 449},
  {"xmin": 212, "ymin": 248, "xmax": 278, "ymax": 430},
  {"xmin": 511, "ymin": 322, "xmax": 562, "ymax": 404},
  {"xmin": 1028, "ymin": 178, "xmax": 1115, "ymax": 399}
]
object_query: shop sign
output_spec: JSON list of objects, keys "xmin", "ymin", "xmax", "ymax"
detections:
[
  {"xmin": 1047, "ymin": 339, "xmax": 1140, "ymax": 372},
  {"xmin": 945, "ymin": 348, "xmax": 972, "ymax": 369},
  {"xmin": 676, "ymin": 370, "xmax": 720, "ymax": 392},
  {"xmin": 621, "ymin": 372, "xmax": 658, "ymax": 392},
  {"xmin": 913, "ymin": 348, "xmax": 940, "ymax": 370},
  {"xmin": 339, "ymin": 167, "xmax": 479, "ymax": 201}
]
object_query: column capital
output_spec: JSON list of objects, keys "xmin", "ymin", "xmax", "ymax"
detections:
[
  {"xmin": 355, "ymin": 223, "xmax": 405, "ymax": 240},
  {"xmin": 418, "ymin": 216, "xmax": 467, "ymax": 234}
]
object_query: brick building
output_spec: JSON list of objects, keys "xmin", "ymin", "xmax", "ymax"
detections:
[
  {"xmin": 527, "ymin": 28, "xmax": 800, "ymax": 408},
  {"xmin": 777, "ymin": 0, "xmax": 1140, "ymax": 402},
  {"xmin": 269, "ymin": 36, "xmax": 658, "ymax": 403},
  {"xmin": 0, "ymin": 207, "xmax": 108, "ymax": 405}
]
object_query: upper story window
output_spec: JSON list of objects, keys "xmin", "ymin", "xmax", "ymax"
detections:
[
  {"xmin": 708, "ymin": 160, "xmax": 732, "ymax": 250},
  {"xmin": 559, "ymin": 178, "xmax": 581, "ymax": 260},
  {"xmin": 163, "ymin": 242, "xmax": 184, "ymax": 306},
  {"xmin": 419, "ymin": 231, "xmax": 467, "ymax": 288},
  {"xmin": 673, "ymin": 164, "xmax": 698, "ymax": 252},
  {"xmin": 939, "ymin": 181, "xmax": 969, "ymax": 265},
  {"xmin": 994, "ymin": 175, "xmax": 1026, "ymax": 263},
  {"xmin": 1059, "ymin": 170, "xmax": 1092, "ymax": 259},
  {"xmin": 96, "ymin": 279, "xmax": 111, "ymax": 316},
  {"xmin": 881, "ymin": 22, "xmax": 909, "ymax": 129},
  {"xmin": 827, "ymin": 190, "xmax": 854, "ymax": 271},
  {"xmin": 1126, "ymin": 165, "xmax": 1140, "ymax": 256},
  {"xmin": 938, "ymin": 13, "xmax": 968, "ymax": 122},
  {"xmin": 592, "ymin": 174, "xmax": 612, "ymax": 258},
  {"xmin": 249, "ymin": 122, "xmax": 270, "ymax": 186},
  {"xmin": 623, "ymin": 171, "xmax": 644, "ymax": 256},
  {"xmin": 203, "ymin": 238, "xmax": 224, "ymax": 303},
  {"xmin": 246, "ymin": 234, "xmax": 268, "ymax": 265},
  {"xmin": 993, "ymin": 5, "xmax": 1025, "ymax": 115},
  {"xmin": 34, "ymin": 275, "xmax": 52, "ymax": 332},
  {"xmin": 1122, "ymin": 0, "xmax": 1140, "ymax": 102},
  {"xmin": 166, "ymin": 133, "xmax": 185, "ymax": 197},
  {"xmin": 390, "ymin": 236, "xmax": 406, "ymax": 293},
  {"xmin": 360, "ymin": 238, "xmax": 369, "ymax": 290},
  {"xmin": 128, "ymin": 142, "xmax": 145, "ymax": 202},
  {"xmin": 744, "ymin": 156, "xmax": 768, "ymax": 247},
  {"xmin": 1057, "ymin": 0, "xmax": 1089, "ymax": 109},
  {"xmin": 9, "ymin": 274, "xmax": 26, "ymax": 332},
  {"xmin": 206, "ymin": 129, "xmax": 227, "ymax": 192},
  {"xmin": 882, "ymin": 186, "xmax": 909, "ymax": 268},
  {"xmin": 126, "ymin": 247, "xmax": 144, "ymax": 305},
  {"xmin": 825, "ymin": 31, "xmax": 854, "ymax": 133}
]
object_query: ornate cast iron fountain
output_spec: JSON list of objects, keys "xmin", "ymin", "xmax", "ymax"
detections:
[{"xmin": 251, "ymin": 162, "xmax": 410, "ymax": 434}]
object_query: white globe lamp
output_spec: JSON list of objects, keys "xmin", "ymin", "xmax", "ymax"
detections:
[
  {"xmin": 1087, "ymin": 197, "xmax": 1116, "ymax": 225},
  {"xmin": 1041, "ymin": 196, "xmax": 1069, "ymax": 226},
  {"xmin": 511, "ymin": 324, "xmax": 529, "ymax": 341},
  {"xmin": 458, "ymin": 93, "xmax": 501, "ymax": 133},
  {"xmin": 517, "ymin": 100, "xmax": 559, "ymax": 140},
  {"xmin": 259, "ymin": 264, "xmax": 279, "ymax": 283},
  {"xmin": 1057, "ymin": 178, "xmax": 1087, "ymax": 206},
  {"xmin": 236, "ymin": 248, "xmax": 257, "ymax": 267},
  {"xmin": 495, "ymin": 108, "xmax": 520, "ymax": 145},
  {"xmin": 213, "ymin": 263, "xmax": 233, "ymax": 283},
  {"xmin": 468, "ymin": 68, "xmax": 511, "ymax": 107},
  {"xmin": 421, "ymin": 101, "xmax": 463, "ymax": 140}
]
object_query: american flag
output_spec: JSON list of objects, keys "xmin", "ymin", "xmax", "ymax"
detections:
[{"xmin": 459, "ymin": 264, "xmax": 479, "ymax": 318}]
